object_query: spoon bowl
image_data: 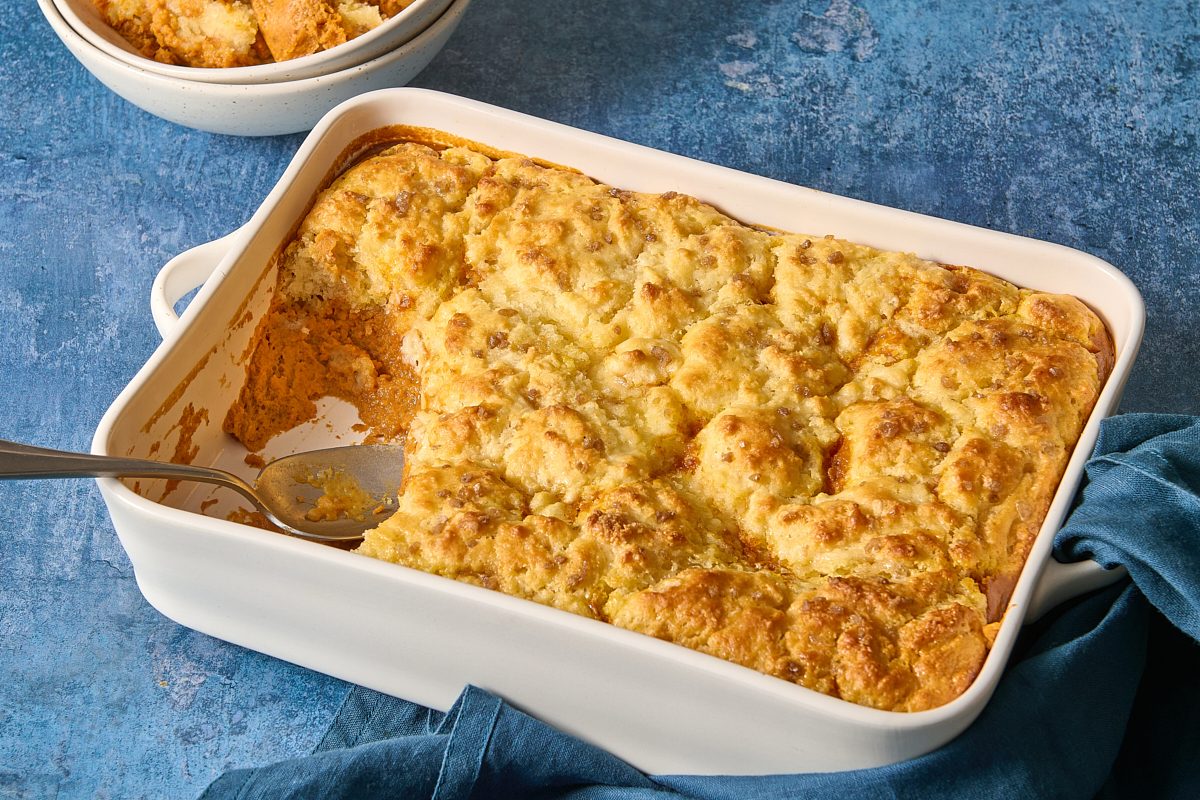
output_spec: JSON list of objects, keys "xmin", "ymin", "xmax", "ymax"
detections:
[
  {"xmin": 253, "ymin": 445, "xmax": 405, "ymax": 540},
  {"xmin": 0, "ymin": 439, "xmax": 403, "ymax": 542}
]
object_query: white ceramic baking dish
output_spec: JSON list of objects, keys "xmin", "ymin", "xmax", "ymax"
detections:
[{"xmin": 93, "ymin": 89, "xmax": 1145, "ymax": 775}]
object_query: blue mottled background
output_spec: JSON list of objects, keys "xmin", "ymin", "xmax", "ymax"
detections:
[{"xmin": 1, "ymin": 0, "xmax": 1197, "ymax": 796}]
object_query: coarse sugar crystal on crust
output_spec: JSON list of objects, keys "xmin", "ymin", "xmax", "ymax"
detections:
[{"xmin": 225, "ymin": 138, "xmax": 1112, "ymax": 712}]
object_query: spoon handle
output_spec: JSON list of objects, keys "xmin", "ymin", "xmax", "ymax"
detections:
[{"xmin": 0, "ymin": 439, "xmax": 255, "ymax": 498}]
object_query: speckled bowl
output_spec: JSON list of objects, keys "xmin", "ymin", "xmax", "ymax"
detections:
[
  {"xmin": 38, "ymin": 0, "xmax": 470, "ymax": 136},
  {"xmin": 52, "ymin": 0, "xmax": 455, "ymax": 84}
]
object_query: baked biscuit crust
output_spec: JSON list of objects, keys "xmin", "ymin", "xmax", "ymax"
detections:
[{"xmin": 225, "ymin": 136, "xmax": 1112, "ymax": 712}]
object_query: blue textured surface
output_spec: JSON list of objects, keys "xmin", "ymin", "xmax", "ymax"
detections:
[{"xmin": 1, "ymin": 0, "xmax": 1197, "ymax": 797}]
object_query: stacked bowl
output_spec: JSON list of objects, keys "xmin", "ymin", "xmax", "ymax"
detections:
[{"xmin": 39, "ymin": 0, "xmax": 472, "ymax": 136}]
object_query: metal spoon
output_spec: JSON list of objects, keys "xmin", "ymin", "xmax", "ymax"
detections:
[{"xmin": 0, "ymin": 439, "xmax": 404, "ymax": 542}]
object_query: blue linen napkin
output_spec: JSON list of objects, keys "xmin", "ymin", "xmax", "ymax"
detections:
[{"xmin": 200, "ymin": 414, "xmax": 1200, "ymax": 800}]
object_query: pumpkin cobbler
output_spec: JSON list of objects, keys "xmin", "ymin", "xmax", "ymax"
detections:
[
  {"xmin": 93, "ymin": 0, "xmax": 412, "ymax": 67},
  {"xmin": 224, "ymin": 134, "xmax": 1112, "ymax": 712}
]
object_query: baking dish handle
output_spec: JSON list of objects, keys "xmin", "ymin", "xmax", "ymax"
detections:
[
  {"xmin": 1026, "ymin": 557, "xmax": 1127, "ymax": 622},
  {"xmin": 150, "ymin": 232, "xmax": 239, "ymax": 338}
]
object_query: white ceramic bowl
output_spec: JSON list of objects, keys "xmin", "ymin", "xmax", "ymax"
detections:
[
  {"xmin": 38, "ymin": 0, "xmax": 471, "ymax": 136},
  {"xmin": 94, "ymin": 89, "xmax": 1143, "ymax": 775},
  {"xmin": 53, "ymin": 0, "xmax": 454, "ymax": 84}
]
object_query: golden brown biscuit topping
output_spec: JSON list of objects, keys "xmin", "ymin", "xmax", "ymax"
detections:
[{"xmin": 225, "ymin": 138, "xmax": 1111, "ymax": 711}]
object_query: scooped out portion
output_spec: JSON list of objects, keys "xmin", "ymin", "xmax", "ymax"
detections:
[{"xmin": 93, "ymin": 0, "xmax": 411, "ymax": 67}]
